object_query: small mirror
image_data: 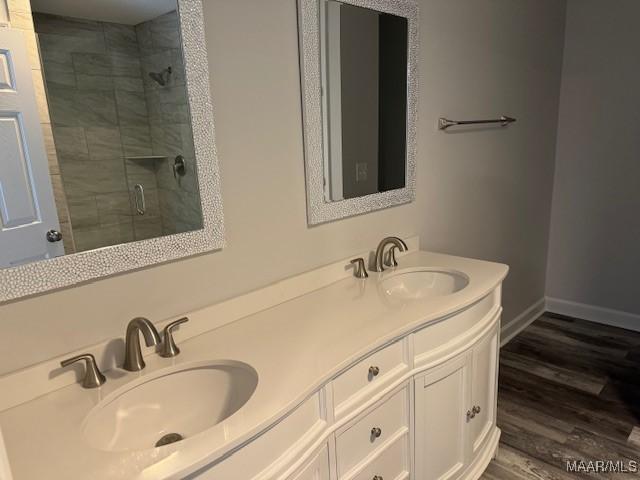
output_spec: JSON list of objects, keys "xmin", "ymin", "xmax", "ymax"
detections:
[
  {"xmin": 322, "ymin": 1, "xmax": 408, "ymax": 201},
  {"xmin": 298, "ymin": 0, "xmax": 417, "ymax": 225},
  {"xmin": 0, "ymin": 0, "xmax": 224, "ymax": 301}
]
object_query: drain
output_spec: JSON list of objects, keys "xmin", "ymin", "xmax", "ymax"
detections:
[{"xmin": 155, "ymin": 433, "xmax": 184, "ymax": 447}]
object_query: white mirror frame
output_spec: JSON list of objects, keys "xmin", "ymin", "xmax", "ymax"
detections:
[
  {"xmin": 0, "ymin": 0, "xmax": 224, "ymax": 303},
  {"xmin": 298, "ymin": 0, "xmax": 418, "ymax": 225}
]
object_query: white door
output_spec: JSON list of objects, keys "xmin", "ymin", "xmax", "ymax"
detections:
[
  {"xmin": 288, "ymin": 446, "xmax": 331, "ymax": 480},
  {"xmin": 469, "ymin": 328, "xmax": 499, "ymax": 455},
  {"xmin": 0, "ymin": 29, "xmax": 63, "ymax": 267},
  {"xmin": 414, "ymin": 353, "xmax": 471, "ymax": 480}
]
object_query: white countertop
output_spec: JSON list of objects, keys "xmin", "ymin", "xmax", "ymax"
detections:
[{"xmin": 0, "ymin": 251, "xmax": 507, "ymax": 480}]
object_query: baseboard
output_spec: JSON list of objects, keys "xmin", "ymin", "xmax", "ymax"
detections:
[
  {"xmin": 500, "ymin": 298, "xmax": 546, "ymax": 346},
  {"xmin": 545, "ymin": 297, "xmax": 640, "ymax": 333}
]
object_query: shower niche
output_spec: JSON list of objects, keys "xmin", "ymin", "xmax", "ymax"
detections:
[{"xmin": 32, "ymin": 2, "xmax": 203, "ymax": 253}]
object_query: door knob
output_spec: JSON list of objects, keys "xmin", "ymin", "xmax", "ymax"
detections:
[{"xmin": 46, "ymin": 230, "xmax": 63, "ymax": 242}]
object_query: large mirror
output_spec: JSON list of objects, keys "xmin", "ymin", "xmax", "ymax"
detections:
[
  {"xmin": 298, "ymin": 0, "xmax": 417, "ymax": 225},
  {"xmin": 0, "ymin": 0, "xmax": 224, "ymax": 302}
]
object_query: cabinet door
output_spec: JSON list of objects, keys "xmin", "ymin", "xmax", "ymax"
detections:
[
  {"xmin": 470, "ymin": 328, "xmax": 499, "ymax": 455},
  {"xmin": 289, "ymin": 446, "xmax": 331, "ymax": 480},
  {"xmin": 414, "ymin": 353, "xmax": 471, "ymax": 480}
]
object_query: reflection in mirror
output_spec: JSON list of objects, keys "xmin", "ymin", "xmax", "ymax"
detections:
[
  {"xmin": 321, "ymin": 1, "xmax": 408, "ymax": 201},
  {"xmin": 0, "ymin": 0, "xmax": 203, "ymax": 268}
]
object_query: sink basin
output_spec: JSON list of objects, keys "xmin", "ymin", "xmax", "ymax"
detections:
[
  {"xmin": 381, "ymin": 268, "xmax": 469, "ymax": 300},
  {"xmin": 82, "ymin": 360, "xmax": 258, "ymax": 452}
]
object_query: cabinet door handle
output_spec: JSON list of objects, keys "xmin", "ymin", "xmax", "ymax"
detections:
[
  {"xmin": 467, "ymin": 409, "xmax": 475, "ymax": 421},
  {"xmin": 473, "ymin": 405, "xmax": 481, "ymax": 414},
  {"xmin": 370, "ymin": 427, "xmax": 382, "ymax": 440},
  {"xmin": 373, "ymin": 476, "xmax": 383, "ymax": 480},
  {"xmin": 368, "ymin": 365, "xmax": 380, "ymax": 379}
]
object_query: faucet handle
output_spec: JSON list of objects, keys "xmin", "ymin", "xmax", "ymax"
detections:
[
  {"xmin": 384, "ymin": 246, "xmax": 399, "ymax": 268},
  {"xmin": 350, "ymin": 258, "xmax": 369, "ymax": 279},
  {"xmin": 60, "ymin": 353, "xmax": 106, "ymax": 389},
  {"xmin": 160, "ymin": 317, "xmax": 189, "ymax": 358}
]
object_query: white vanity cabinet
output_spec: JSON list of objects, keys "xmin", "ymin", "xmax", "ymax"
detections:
[
  {"xmin": 414, "ymin": 324, "xmax": 500, "ymax": 480},
  {"xmin": 335, "ymin": 386, "xmax": 410, "ymax": 480},
  {"xmin": 189, "ymin": 292, "xmax": 502, "ymax": 480},
  {"xmin": 289, "ymin": 446, "xmax": 331, "ymax": 480},
  {"xmin": 0, "ymin": 250, "xmax": 509, "ymax": 480},
  {"xmin": 415, "ymin": 353, "xmax": 471, "ymax": 480},
  {"xmin": 469, "ymin": 328, "xmax": 499, "ymax": 456}
]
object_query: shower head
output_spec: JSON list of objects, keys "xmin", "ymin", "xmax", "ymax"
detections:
[{"xmin": 149, "ymin": 66, "xmax": 172, "ymax": 86}]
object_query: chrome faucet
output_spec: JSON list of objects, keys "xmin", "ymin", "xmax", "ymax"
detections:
[
  {"xmin": 373, "ymin": 237, "xmax": 408, "ymax": 272},
  {"xmin": 123, "ymin": 317, "xmax": 161, "ymax": 372}
]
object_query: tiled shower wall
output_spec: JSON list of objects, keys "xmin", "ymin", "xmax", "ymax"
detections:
[
  {"xmin": 34, "ymin": 10, "xmax": 202, "ymax": 252},
  {"xmin": 137, "ymin": 11, "xmax": 202, "ymax": 235},
  {"xmin": 34, "ymin": 13, "xmax": 154, "ymax": 251}
]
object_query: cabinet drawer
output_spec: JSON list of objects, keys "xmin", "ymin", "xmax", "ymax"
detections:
[
  {"xmin": 336, "ymin": 387, "xmax": 409, "ymax": 478},
  {"xmin": 333, "ymin": 340, "xmax": 408, "ymax": 417},
  {"xmin": 349, "ymin": 433, "xmax": 409, "ymax": 480}
]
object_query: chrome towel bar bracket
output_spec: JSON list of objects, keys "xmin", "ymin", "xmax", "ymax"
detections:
[{"xmin": 438, "ymin": 115, "xmax": 516, "ymax": 130}]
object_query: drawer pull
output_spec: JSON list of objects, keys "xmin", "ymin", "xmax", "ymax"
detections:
[
  {"xmin": 368, "ymin": 365, "xmax": 380, "ymax": 379},
  {"xmin": 373, "ymin": 476, "xmax": 383, "ymax": 480},
  {"xmin": 370, "ymin": 427, "xmax": 382, "ymax": 440},
  {"xmin": 466, "ymin": 409, "xmax": 475, "ymax": 421},
  {"xmin": 473, "ymin": 405, "xmax": 481, "ymax": 414}
]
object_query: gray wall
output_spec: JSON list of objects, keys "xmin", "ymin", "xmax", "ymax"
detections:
[
  {"xmin": 0, "ymin": 0, "xmax": 567, "ymax": 375},
  {"xmin": 136, "ymin": 11, "xmax": 203, "ymax": 235},
  {"xmin": 417, "ymin": 0, "xmax": 566, "ymax": 329},
  {"xmin": 546, "ymin": 0, "xmax": 640, "ymax": 314}
]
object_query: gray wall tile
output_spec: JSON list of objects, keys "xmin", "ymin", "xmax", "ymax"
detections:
[
  {"xmin": 59, "ymin": 160, "xmax": 127, "ymax": 197},
  {"xmin": 149, "ymin": 11, "xmax": 181, "ymax": 50},
  {"xmin": 33, "ymin": 13, "xmax": 102, "ymax": 37},
  {"xmin": 72, "ymin": 53, "xmax": 111, "ymax": 76},
  {"xmin": 133, "ymin": 217, "xmax": 163, "ymax": 240},
  {"xmin": 110, "ymin": 53, "xmax": 142, "ymax": 78},
  {"xmin": 75, "ymin": 73, "xmax": 114, "ymax": 91},
  {"xmin": 85, "ymin": 127, "xmax": 123, "ymax": 161},
  {"xmin": 67, "ymin": 196, "xmax": 99, "ymax": 228},
  {"xmin": 73, "ymin": 221, "xmax": 134, "ymax": 252},
  {"xmin": 52, "ymin": 126, "xmax": 89, "ymax": 162},
  {"xmin": 121, "ymin": 127, "xmax": 152, "ymax": 156},
  {"xmin": 113, "ymin": 77, "xmax": 144, "ymax": 93},
  {"xmin": 104, "ymin": 23, "xmax": 139, "ymax": 56},
  {"xmin": 96, "ymin": 192, "xmax": 133, "ymax": 226},
  {"xmin": 115, "ymin": 90, "xmax": 149, "ymax": 126}
]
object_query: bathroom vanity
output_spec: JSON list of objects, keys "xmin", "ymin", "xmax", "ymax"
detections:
[{"xmin": 0, "ymin": 249, "xmax": 507, "ymax": 480}]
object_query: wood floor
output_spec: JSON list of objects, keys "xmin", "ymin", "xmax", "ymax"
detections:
[{"xmin": 481, "ymin": 313, "xmax": 640, "ymax": 479}]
